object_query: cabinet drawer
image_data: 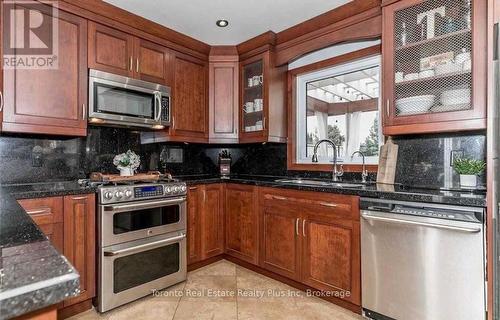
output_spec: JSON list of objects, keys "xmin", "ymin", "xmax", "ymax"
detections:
[
  {"xmin": 18, "ymin": 197, "xmax": 64, "ymax": 225},
  {"xmin": 260, "ymin": 188, "xmax": 358, "ymax": 221}
]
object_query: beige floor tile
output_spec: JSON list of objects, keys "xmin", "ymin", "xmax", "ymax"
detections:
[
  {"xmin": 67, "ymin": 308, "xmax": 108, "ymax": 320},
  {"xmin": 188, "ymin": 259, "xmax": 236, "ymax": 277},
  {"xmin": 237, "ymin": 299, "xmax": 298, "ymax": 320},
  {"xmin": 173, "ymin": 300, "xmax": 237, "ymax": 320},
  {"xmin": 183, "ymin": 275, "xmax": 237, "ymax": 302},
  {"xmin": 151, "ymin": 281, "xmax": 187, "ymax": 302},
  {"xmin": 294, "ymin": 297, "xmax": 363, "ymax": 320},
  {"xmin": 107, "ymin": 297, "xmax": 178, "ymax": 320}
]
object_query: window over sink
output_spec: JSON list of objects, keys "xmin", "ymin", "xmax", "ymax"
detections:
[{"xmin": 295, "ymin": 55, "xmax": 382, "ymax": 166}]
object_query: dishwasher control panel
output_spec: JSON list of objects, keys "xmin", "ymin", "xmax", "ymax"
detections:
[{"xmin": 360, "ymin": 198, "xmax": 483, "ymax": 224}]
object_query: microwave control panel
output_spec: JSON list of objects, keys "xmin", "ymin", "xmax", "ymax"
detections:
[{"xmin": 161, "ymin": 96, "xmax": 170, "ymax": 123}]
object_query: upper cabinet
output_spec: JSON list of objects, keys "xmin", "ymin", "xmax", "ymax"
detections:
[
  {"xmin": 171, "ymin": 54, "xmax": 208, "ymax": 142},
  {"xmin": 382, "ymin": 0, "xmax": 487, "ymax": 135},
  {"xmin": 88, "ymin": 22, "xmax": 172, "ymax": 86},
  {"xmin": 239, "ymin": 50, "xmax": 287, "ymax": 143},
  {"xmin": 208, "ymin": 48, "xmax": 239, "ymax": 143},
  {"xmin": 1, "ymin": 4, "xmax": 88, "ymax": 136}
]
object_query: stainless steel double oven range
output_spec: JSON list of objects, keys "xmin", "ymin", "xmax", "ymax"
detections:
[{"xmin": 96, "ymin": 180, "xmax": 188, "ymax": 312}]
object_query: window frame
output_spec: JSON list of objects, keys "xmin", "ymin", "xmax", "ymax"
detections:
[{"xmin": 287, "ymin": 45, "xmax": 382, "ymax": 173}]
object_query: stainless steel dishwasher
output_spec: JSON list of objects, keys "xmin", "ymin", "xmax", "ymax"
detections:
[{"xmin": 360, "ymin": 198, "xmax": 486, "ymax": 320}]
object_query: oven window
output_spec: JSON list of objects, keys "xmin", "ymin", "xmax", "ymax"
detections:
[
  {"xmin": 113, "ymin": 243, "xmax": 180, "ymax": 293},
  {"xmin": 95, "ymin": 83, "xmax": 155, "ymax": 118},
  {"xmin": 113, "ymin": 206, "xmax": 180, "ymax": 234}
]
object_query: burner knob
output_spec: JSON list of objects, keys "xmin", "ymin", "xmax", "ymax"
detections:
[
  {"xmin": 165, "ymin": 186, "xmax": 173, "ymax": 194},
  {"xmin": 173, "ymin": 186, "xmax": 180, "ymax": 193},
  {"xmin": 104, "ymin": 192, "xmax": 113, "ymax": 200},
  {"xmin": 124, "ymin": 190, "xmax": 133, "ymax": 198},
  {"xmin": 115, "ymin": 191, "xmax": 124, "ymax": 198},
  {"xmin": 180, "ymin": 185, "xmax": 187, "ymax": 193}
]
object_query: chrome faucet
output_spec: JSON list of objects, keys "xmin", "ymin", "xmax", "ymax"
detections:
[
  {"xmin": 351, "ymin": 151, "xmax": 368, "ymax": 183},
  {"xmin": 312, "ymin": 139, "xmax": 344, "ymax": 182}
]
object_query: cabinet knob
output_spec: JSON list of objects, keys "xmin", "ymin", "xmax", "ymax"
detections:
[{"xmin": 0, "ymin": 91, "xmax": 3, "ymax": 112}]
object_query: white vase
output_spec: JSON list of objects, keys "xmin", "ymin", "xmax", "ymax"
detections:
[
  {"xmin": 118, "ymin": 167, "xmax": 134, "ymax": 177},
  {"xmin": 459, "ymin": 174, "xmax": 477, "ymax": 188}
]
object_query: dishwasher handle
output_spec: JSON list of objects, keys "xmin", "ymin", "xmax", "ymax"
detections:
[{"xmin": 361, "ymin": 212, "xmax": 482, "ymax": 233}]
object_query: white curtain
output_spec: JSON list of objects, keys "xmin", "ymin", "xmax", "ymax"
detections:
[{"xmin": 346, "ymin": 112, "xmax": 362, "ymax": 158}]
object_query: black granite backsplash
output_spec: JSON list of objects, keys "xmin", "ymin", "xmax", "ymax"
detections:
[{"xmin": 0, "ymin": 127, "xmax": 486, "ymax": 189}]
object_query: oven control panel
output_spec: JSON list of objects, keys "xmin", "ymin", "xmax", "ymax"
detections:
[
  {"xmin": 135, "ymin": 185, "xmax": 164, "ymax": 198},
  {"xmin": 98, "ymin": 183, "xmax": 187, "ymax": 204}
]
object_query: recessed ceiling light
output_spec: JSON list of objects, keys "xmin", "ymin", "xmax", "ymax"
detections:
[{"xmin": 216, "ymin": 19, "xmax": 229, "ymax": 28}]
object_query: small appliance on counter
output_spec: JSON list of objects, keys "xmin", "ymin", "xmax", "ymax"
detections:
[{"xmin": 219, "ymin": 150, "xmax": 232, "ymax": 179}]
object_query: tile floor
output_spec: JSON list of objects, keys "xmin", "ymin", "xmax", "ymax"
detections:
[{"xmin": 70, "ymin": 260, "xmax": 362, "ymax": 320}]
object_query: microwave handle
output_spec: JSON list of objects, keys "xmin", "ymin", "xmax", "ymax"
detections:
[{"xmin": 154, "ymin": 92, "xmax": 162, "ymax": 121}]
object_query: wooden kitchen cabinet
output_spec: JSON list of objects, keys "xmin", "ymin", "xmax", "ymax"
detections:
[
  {"xmin": 18, "ymin": 197, "xmax": 64, "ymax": 253},
  {"xmin": 208, "ymin": 49, "xmax": 239, "ymax": 143},
  {"xmin": 187, "ymin": 185, "xmax": 203, "ymax": 265},
  {"xmin": 382, "ymin": 0, "xmax": 487, "ymax": 135},
  {"xmin": 225, "ymin": 184, "xmax": 259, "ymax": 264},
  {"xmin": 239, "ymin": 50, "xmax": 287, "ymax": 143},
  {"xmin": 258, "ymin": 188, "xmax": 361, "ymax": 306},
  {"xmin": 62, "ymin": 194, "xmax": 96, "ymax": 307},
  {"xmin": 171, "ymin": 54, "xmax": 208, "ymax": 142},
  {"xmin": 2, "ymin": 5, "xmax": 87, "ymax": 136},
  {"xmin": 187, "ymin": 184, "xmax": 224, "ymax": 264},
  {"xmin": 18, "ymin": 194, "xmax": 96, "ymax": 309},
  {"xmin": 89, "ymin": 22, "xmax": 172, "ymax": 85}
]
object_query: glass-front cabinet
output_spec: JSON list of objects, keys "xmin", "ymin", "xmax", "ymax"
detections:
[
  {"xmin": 239, "ymin": 51, "xmax": 287, "ymax": 143},
  {"xmin": 382, "ymin": 0, "xmax": 486, "ymax": 135}
]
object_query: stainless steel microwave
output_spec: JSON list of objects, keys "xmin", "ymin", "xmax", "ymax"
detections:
[{"xmin": 88, "ymin": 69, "xmax": 171, "ymax": 130}]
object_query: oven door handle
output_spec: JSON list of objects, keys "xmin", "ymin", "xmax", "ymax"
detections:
[
  {"xmin": 103, "ymin": 197, "xmax": 186, "ymax": 213},
  {"xmin": 104, "ymin": 233, "xmax": 186, "ymax": 257}
]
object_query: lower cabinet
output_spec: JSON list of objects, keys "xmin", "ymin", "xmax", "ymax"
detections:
[
  {"xmin": 187, "ymin": 184, "xmax": 224, "ymax": 265},
  {"xmin": 18, "ymin": 194, "xmax": 96, "ymax": 308},
  {"xmin": 258, "ymin": 188, "xmax": 361, "ymax": 306},
  {"xmin": 225, "ymin": 184, "xmax": 259, "ymax": 264}
]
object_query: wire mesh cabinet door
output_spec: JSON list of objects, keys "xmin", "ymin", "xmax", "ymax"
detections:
[{"xmin": 382, "ymin": 0, "xmax": 487, "ymax": 135}]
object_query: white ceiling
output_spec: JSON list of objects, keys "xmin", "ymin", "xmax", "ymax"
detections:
[{"xmin": 103, "ymin": 0, "xmax": 352, "ymax": 45}]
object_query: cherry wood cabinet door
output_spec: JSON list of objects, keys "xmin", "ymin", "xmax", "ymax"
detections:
[
  {"xmin": 63, "ymin": 194, "xmax": 96, "ymax": 307},
  {"xmin": 187, "ymin": 185, "xmax": 203, "ymax": 265},
  {"xmin": 225, "ymin": 184, "xmax": 258, "ymax": 264},
  {"xmin": 200, "ymin": 184, "xmax": 224, "ymax": 259},
  {"xmin": 135, "ymin": 38, "xmax": 172, "ymax": 85},
  {"xmin": 209, "ymin": 61, "xmax": 239, "ymax": 143},
  {"xmin": 172, "ymin": 54, "xmax": 208, "ymax": 141},
  {"xmin": 18, "ymin": 197, "xmax": 64, "ymax": 253},
  {"xmin": 88, "ymin": 22, "xmax": 134, "ymax": 77},
  {"xmin": 301, "ymin": 211, "xmax": 361, "ymax": 306},
  {"xmin": 259, "ymin": 202, "xmax": 301, "ymax": 281},
  {"xmin": 2, "ymin": 6, "xmax": 87, "ymax": 136}
]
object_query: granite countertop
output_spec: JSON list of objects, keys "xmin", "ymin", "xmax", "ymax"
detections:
[
  {"xmin": 0, "ymin": 181, "xmax": 96, "ymax": 319},
  {"xmin": 175, "ymin": 174, "xmax": 487, "ymax": 208}
]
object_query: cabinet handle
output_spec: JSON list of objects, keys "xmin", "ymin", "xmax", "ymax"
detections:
[
  {"xmin": 302, "ymin": 219, "xmax": 306, "ymax": 237},
  {"xmin": 136, "ymin": 58, "xmax": 140, "ymax": 73},
  {"xmin": 295, "ymin": 218, "xmax": 300, "ymax": 236},
  {"xmin": 71, "ymin": 196, "xmax": 88, "ymax": 200},
  {"xmin": 129, "ymin": 57, "xmax": 133, "ymax": 71},
  {"xmin": 189, "ymin": 187, "xmax": 198, "ymax": 190},
  {"xmin": 386, "ymin": 99, "xmax": 390, "ymax": 118},
  {"xmin": 0, "ymin": 91, "xmax": 3, "ymax": 112},
  {"xmin": 319, "ymin": 202, "xmax": 338, "ymax": 208},
  {"xmin": 272, "ymin": 195, "xmax": 287, "ymax": 201},
  {"xmin": 263, "ymin": 116, "xmax": 266, "ymax": 130},
  {"xmin": 26, "ymin": 208, "xmax": 50, "ymax": 215},
  {"xmin": 82, "ymin": 104, "xmax": 86, "ymax": 120}
]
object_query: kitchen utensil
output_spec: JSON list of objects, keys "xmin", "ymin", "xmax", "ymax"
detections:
[
  {"xmin": 395, "ymin": 95, "xmax": 435, "ymax": 114},
  {"xmin": 455, "ymin": 49, "xmax": 471, "ymax": 65},
  {"xmin": 435, "ymin": 62, "xmax": 462, "ymax": 75},
  {"xmin": 419, "ymin": 69, "xmax": 435, "ymax": 79},
  {"xmin": 377, "ymin": 137, "xmax": 398, "ymax": 185},
  {"xmin": 404, "ymin": 73, "xmax": 419, "ymax": 81},
  {"xmin": 441, "ymin": 88, "xmax": 471, "ymax": 106}
]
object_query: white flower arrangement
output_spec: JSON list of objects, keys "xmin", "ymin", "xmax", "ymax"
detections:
[{"xmin": 113, "ymin": 150, "xmax": 141, "ymax": 172}]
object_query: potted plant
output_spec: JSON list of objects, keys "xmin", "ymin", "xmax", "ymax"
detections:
[
  {"xmin": 452, "ymin": 158, "xmax": 486, "ymax": 188},
  {"xmin": 113, "ymin": 150, "xmax": 141, "ymax": 177}
]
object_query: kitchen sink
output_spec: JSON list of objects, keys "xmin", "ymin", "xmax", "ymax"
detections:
[{"xmin": 275, "ymin": 179, "xmax": 364, "ymax": 188}]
